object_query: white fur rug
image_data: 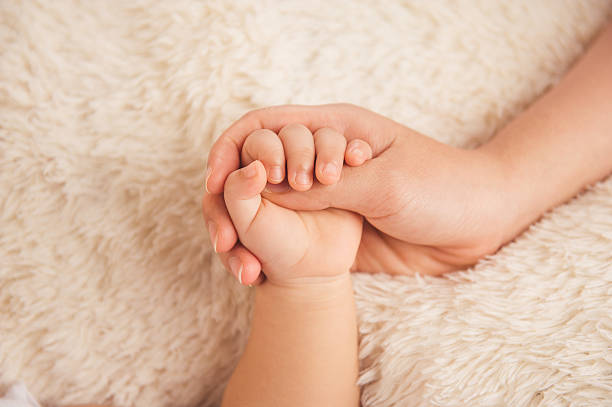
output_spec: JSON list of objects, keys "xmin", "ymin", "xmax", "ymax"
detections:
[{"xmin": 1, "ymin": 1, "xmax": 611, "ymax": 406}]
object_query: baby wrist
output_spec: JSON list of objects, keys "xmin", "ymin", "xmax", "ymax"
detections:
[{"xmin": 258, "ymin": 272, "xmax": 353, "ymax": 306}]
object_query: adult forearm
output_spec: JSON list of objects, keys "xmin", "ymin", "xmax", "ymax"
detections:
[
  {"xmin": 480, "ymin": 21, "xmax": 612, "ymax": 242},
  {"xmin": 221, "ymin": 274, "xmax": 360, "ymax": 407}
]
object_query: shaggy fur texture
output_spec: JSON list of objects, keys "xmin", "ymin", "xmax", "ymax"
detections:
[{"xmin": 1, "ymin": 1, "xmax": 611, "ymax": 406}]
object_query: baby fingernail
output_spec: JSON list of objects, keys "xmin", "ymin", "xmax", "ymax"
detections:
[
  {"xmin": 228, "ymin": 256, "xmax": 243, "ymax": 284},
  {"xmin": 269, "ymin": 166, "xmax": 283, "ymax": 182},
  {"xmin": 322, "ymin": 162, "xmax": 338, "ymax": 177},
  {"xmin": 350, "ymin": 147, "xmax": 365, "ymax": 161},
  {"xmin": 295, "ymin": 171, "xmax": 310, "ymax": 185},
  {"xmin": 208, "ymin": 221, "xmax": 218, "ymax": 252},
  {"xmin": 264, "ymin": 182, "xmax": 290, "ymax": 193}
]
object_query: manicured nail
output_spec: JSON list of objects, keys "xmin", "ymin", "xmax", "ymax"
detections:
[
  {"xmin": 228, "ymin": 256, "xmax": 243, "ymax": 284},
  {"xmin": 269, "ymin": 166, "xmax": 283, "ymax": 183},
  {"xmin": 208, "ymin": 221, "xmax": 218, "ymax": 252},
  {"xmin": 322, "ymin": 162, "xmax": 338, "ymax": 177},
  {"xmin": 204, "ymin": 166, "xmax": 212, "ymax": 193},
  {"xmin": 243, "ymin": 161, "xmax": 258, "ymax": 178},
  {"xmin": 295, "ymin": 170, "xmax": 310, "ymax": 185}
]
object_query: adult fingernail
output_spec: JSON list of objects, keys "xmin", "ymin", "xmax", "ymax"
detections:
[
  {"xmin": 243, "ymin": 161, "xmax": 258, "ymax": 178},
  {"xmin": 322, "ymin": 162, "xmax": 338, "ymax": 177},
  {"xmin": 208, "ymin": 221, "xmax": 218, "ymax": 252},
  {"xmin": 229, "ymin": 256, "xmax": 243, "ymax": 284},
  {"xmin": 295, "ymin": 170, "xmax": 310, "ymax": 185},
  {"xmin": 269, "ymin": 166, "xmax": 283, "ymax": 183},
  {"xmin": 204, "ymin": 166, "xmax": 212, "ymax": 193}
]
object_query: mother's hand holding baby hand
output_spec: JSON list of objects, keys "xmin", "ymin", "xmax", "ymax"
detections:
[{"xmin": 203, "ymin": 104, "xmax": 513, "ymax": 282}]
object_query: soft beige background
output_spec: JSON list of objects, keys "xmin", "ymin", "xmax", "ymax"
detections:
[{"xmin": 1, "ymin": 1, "xmax": 611, "ymax": 406}]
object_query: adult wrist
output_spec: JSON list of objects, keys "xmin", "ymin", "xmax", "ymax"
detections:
[{"xmin": 474, "ymin": 138, "xmax": 538, "ymax": 244}]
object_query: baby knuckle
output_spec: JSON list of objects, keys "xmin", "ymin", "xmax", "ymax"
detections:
[
  {"xmin": 249, "ymin": 128, "xmax": 274, "ymax": 138},
  {"xmin": 290, "ymin": 148, "xmax": 315, "ymax": 161},
  {"xmin": 262, "ymin": 151, "xmax": 285, "ymax": 166},
  {"xmin": 314, "ymin": 127, "xmax": 340, "ymax": 140},
  {"xmin": 280, "ymin": 122, "xmax": 310, "ymax": 136},
  {"xmin": 245, "ymin": 130, "xmax": 279, "ymax": 152}
]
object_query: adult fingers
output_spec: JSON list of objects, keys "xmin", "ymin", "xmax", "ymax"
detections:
[
  {"xmin": 203, "ymin": 189, "xmax": 264, "ymax": 285},
  {"xmin": 202, "ymin": 190, "xmax": 238, "ymax": 253},
  {"xmin": 241, "ymin": 129, "xmax": 286, "ymax": 184},
  {"xmin": 218, "ymin": 243, "xmax": 264, "ymax": 286},
  {"xmin": 262, "ymin": 154, "xmax": 389, "ymax": 217},
  {"xmin": 313, "ymin": 127, "xmax": 346, "ymax": 185},
  {"xmin": 218, "ymin": 161, "xmax": 268, "ymax": 286},
  {"xmin": 205, "ymin": 103, "xmax": 398, "ymax": 194},
  {"xmin": 278, "ymin": 123, "xmax": 315, "ymax": 191}
]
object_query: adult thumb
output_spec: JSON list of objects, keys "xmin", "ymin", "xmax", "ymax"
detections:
[{"xmin": 261, "ymin": 157, "xmax": 388, "ymax": 217}]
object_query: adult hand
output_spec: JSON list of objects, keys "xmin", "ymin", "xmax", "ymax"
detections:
[{"xmin": 203, "ymin": 104, "xmax": 510, "ymax": 283}]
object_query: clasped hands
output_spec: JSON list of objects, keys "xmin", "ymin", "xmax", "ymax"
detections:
[{"xmin": 202, "ymin": 103, "xmax": 512, "ymax": 284}]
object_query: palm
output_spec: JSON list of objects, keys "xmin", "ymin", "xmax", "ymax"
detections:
[
  {"xmin": 353, "ymin": 222, "xmax": 488, "ymax": 276},
  {"xmin": 258, "ymin": 203, "xmax": 362, "ymax": 282}
]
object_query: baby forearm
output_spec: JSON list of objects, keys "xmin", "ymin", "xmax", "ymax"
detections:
[
  {"xmin": 222, "ymin": 274, "xmax": 360, "ymax": 407},
  {"xmin": 480, "ymin": 21, "xmax": 612, "ymax": 241}
]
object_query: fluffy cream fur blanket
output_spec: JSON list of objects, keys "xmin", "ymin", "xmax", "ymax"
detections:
[{"xmin": 1, "ymin": 1, "xmax": 611, "ymax": 406}]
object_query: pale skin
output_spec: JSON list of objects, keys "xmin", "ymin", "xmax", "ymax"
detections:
[
  {"xmin": 67, "ymin": 133, "xmax": 366, "ymax": 407},
  {"xmin": 203, "ymin": 20, "xmax": 612, "ymax": 283},
  {"xmin": 63, "ymin": 19, "xmax": 612, "ymax": 407},
  {"xmin": 220, "ymin": 154, "xmax": 363, "ymax": 406}
]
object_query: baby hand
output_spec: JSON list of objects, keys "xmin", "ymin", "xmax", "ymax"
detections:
[
  {"xmin": 239, "ymin": 123, "xmax": 372, "ymax": 191},
  {"xmin": 223, "ymin": 125, "xmax": 370, "ymax": 285},
  {"xmin": 224, "ymin": 160, "xmax": 362, "ymax": 286}
]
